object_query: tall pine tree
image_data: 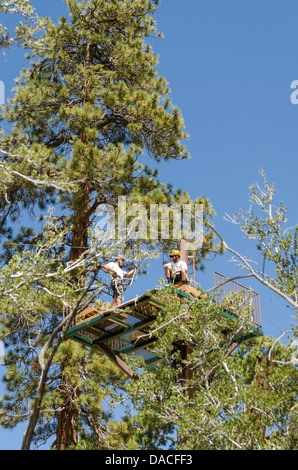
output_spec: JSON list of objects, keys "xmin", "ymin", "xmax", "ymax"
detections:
[{"xmin": 0, "ymin": 0, "xmax": 214, "ymax": 449}]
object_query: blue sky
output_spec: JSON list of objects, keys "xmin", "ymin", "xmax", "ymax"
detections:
[{"xmin": 0, "ymin": 0, "xmax": 298, "ymax": 449}]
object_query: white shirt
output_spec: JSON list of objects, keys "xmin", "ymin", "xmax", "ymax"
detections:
[
  {"xmin": 106, "ymin": 262, "xmax": 127, "ymax": 279},
  {"xmin": 167, "ymin": 260, "xmax": 188, "ymax": 272}
]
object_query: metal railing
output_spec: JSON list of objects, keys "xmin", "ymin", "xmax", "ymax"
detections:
[{"xmin": 213, "ymin": 272, "xmax": 262, "ymax": 329}]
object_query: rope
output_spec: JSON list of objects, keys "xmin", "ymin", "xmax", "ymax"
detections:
[{"xmin": 125, "ymin": 267, "xmax": 136, "ymax": 290}]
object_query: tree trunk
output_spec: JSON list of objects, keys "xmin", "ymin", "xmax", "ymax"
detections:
[
  {"xmin": 69, "ymin": 184, "xmax": 91, "ymax": 263},
  {"xmin": 56, "ymin": 367, "xmax": 79, "ymax": 450},
  {"xmin": 56, "ymin": 38, "xmax": 93, "ymax": 447},
  {"xmin": 56, "ymin": 183, "xmax": 91, "ymax": 450}
]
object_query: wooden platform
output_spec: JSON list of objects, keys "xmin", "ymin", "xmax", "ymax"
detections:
[
  {"xmin": 65, "ymin": 290, "xmax": 163, "ymax": 377},
  {"xmin": 65, "ymin": 285, "xmax": 264, "ymax": 378},
  {"xmin": 76, "ymin": 305, "xmax": 128, "ymax": 326},
  {"xmin": 173, "ymin": 282, "xmax": 207, "ymax": 298}
]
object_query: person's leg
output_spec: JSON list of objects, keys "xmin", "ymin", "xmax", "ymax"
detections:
[
  {"xmin": 180, "ymin": 269, "xmax": 188, "ymax": 284},
  {"xmin": 113, "ymin": 295, "xmax": 122, "ymax": 306},
  {"xmin": 172, "ymin": 272, "xmax": 180, "ymax": 284},
  {"xmin": 112, "ymin": 281, "xmax": 128, "ymax": 319},
  {"xmin": 111, "ymin": 278, "xmax": 123, "ymax": 306},
  {"xmin": 164, "ymin": 265, "xmax": 173, "ymax": 283}
]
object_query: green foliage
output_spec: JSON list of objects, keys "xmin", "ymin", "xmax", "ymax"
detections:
[
  {"xmin": 126, "ymin": 288, "xmax": 298, "ymax": 450},
  {"xmin": 0, "ymin": 0, "xmax": 35, "ymax": 48}
]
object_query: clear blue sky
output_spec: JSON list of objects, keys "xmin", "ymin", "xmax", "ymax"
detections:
[{"xmin": 0, "ymin": 0, "xmax": 297, "ymax": 449}]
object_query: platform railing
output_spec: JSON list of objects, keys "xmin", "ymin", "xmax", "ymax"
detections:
[{"xmin": 213, "ymin": 272, "xmax": 262, "ymax": 329}]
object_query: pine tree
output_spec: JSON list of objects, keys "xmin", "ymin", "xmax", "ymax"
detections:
[
  {"xmin": 0, "ymin": 0, "xmax": 215, "ymax": 449},
  {"xmin": 0, "ymin": 0, "xmax": 40, "ymax": 61}
]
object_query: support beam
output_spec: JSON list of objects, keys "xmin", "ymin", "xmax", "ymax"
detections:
[
  {"xmin": 180, "ymin": 343, "xmax": 194, "ymax": 398},
  {"xmin": 178, "ymin": 239, "xmax": 188, "ymax": 269},
  {"xmin": 93, "ymin": 343, "xmax": 137, "ymax": 380}
]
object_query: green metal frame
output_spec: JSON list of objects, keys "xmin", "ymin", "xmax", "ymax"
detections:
[
  {"xmin": 65, "ymin": 292, "xmax": 162, "ymax": 365},
  {"xmin": 65, "ymin": 287, "xmax": 264, "ymax": 367}
]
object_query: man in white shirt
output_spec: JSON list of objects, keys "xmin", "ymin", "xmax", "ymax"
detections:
[
  {"xmin": 164, "ymin": 250, "xmax": 188, "ymax": 285},
  {"xmin": 104, "ymin": 255, "xmax": 137, "ymax": 306}
]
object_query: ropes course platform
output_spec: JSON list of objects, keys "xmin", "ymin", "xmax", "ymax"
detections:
[
  {"xmin": 65, "ymin": 280, "xmax": 264, "ymax": 379},
  {"xmin": 65, "ymin": 290, "xmax": 163, "ymax": 378}
]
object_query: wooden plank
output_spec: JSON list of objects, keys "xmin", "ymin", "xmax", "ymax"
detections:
[
  {"xmin": 93, "ymin": 317, "xmax": 156, "ymax": 345},
  {"xmin": 106, "ymin": 315, "xmax": 129, "ymax": 327},
  {"xmin": 77, "ymin": 306, "xmax": 128, "ymax": 326},
  {"xmin": 126, "ymin": 302, "xmax": 161, "ymax": 321},
  {"xmin": 176, "ymin": 284, "xmax": 200, "ymax": 296},
  {"xmin": 93, "ymin": 342, "xmax": 137, "ymax": 380},
  {"xmin": 69, "ymin": 308, "xmax": 130, "ymax": 336},
  {"xmin": 76, "ymin": 306, "xmax": 99, "ymax": 322},
  {"xmin": 176, "ymin": 284, "xmax": 208, "ymax": 298}
]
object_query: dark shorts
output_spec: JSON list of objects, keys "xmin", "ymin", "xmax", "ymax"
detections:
[
  {"xmin": 171, "ymin": 272, "xmax": 181, "ymax": 284},
  {"xmin": 111, "ymin": 277, "xmax": 124, "ymax": 298}
]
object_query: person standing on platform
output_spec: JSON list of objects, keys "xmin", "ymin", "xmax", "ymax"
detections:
[{"xmin": 104, "ymin": 256, "xmax": 137, "ymax": 306}]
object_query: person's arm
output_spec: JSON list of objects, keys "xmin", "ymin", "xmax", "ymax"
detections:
[
  {"xmin": 124, "ymin": 264, "xmax": 137, "ymax": 278},
  {"xmin": 163, "ymin": 262, "xmax": 173, "ymax": 270}
]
